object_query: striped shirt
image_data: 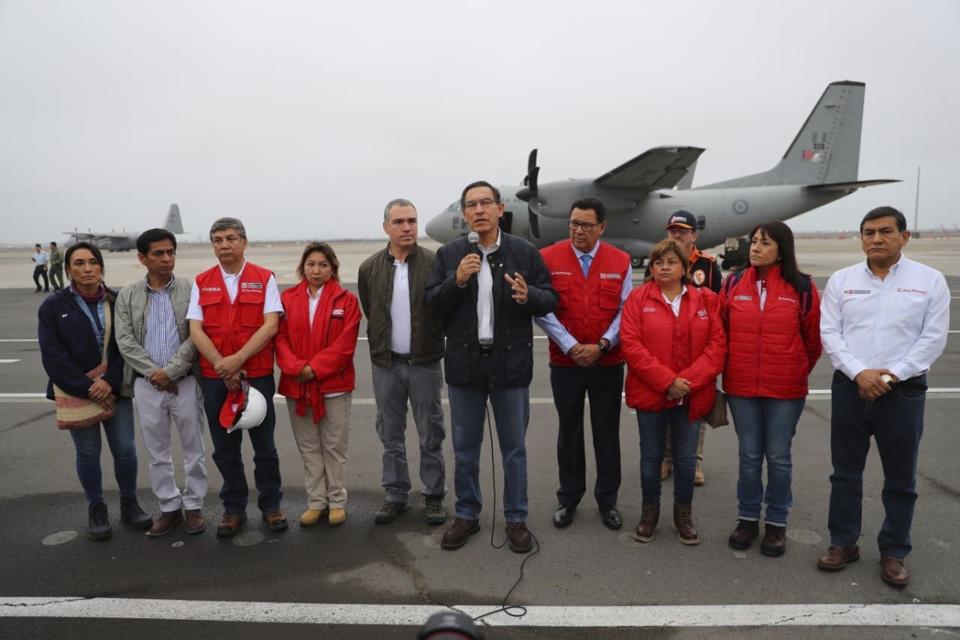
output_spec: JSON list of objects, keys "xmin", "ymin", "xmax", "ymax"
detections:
[{"xmin": 144, "ymin": 276, "xmax": 181, "ymax": 368}]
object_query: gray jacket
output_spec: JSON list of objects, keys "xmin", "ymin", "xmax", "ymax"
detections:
[{"xmin": 115, "ymin": 276, "xmax": 198, "ymax": 397}]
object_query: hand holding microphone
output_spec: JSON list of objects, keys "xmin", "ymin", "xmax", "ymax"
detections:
[{"xmin": 456, "ymin": 231, "xmax": 483, "ymax": 286}]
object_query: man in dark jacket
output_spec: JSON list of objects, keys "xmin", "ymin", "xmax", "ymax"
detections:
[
  {"xmin": 358, "ymin": 198, "xmax": 447, "ymax": 527},
  {"xmin": 425, "ymin": 180, "xmax": 557, "ymax": 553}
]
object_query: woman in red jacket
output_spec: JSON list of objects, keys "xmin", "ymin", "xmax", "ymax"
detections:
[
  {"xmin": 276, "ymin": 242, "xmax": 361, "ymax": 527},
  {"xmin": 621, "ymin": 239, "xmax": 725, "ymax": 545},
  {"xmin": 722, "ymin": 221, "xmax": 821, "ymax": 557}
]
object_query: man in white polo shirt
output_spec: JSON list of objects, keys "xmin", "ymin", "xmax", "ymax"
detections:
[{"xmin": 817, "ymin": 206, "xmax": 949, "ymax": 588}]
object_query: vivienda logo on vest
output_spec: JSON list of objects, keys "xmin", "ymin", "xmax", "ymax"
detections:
[
  {"xmin": 332, "ymin": 308, "xmax": 345, "ymax": 317},
  {"xmin": 240, "ymin": 282, "xmax": 263, "ymax": 290},
  {"xmin": 201, "ymin": 287, "xmax": 221, "ymax": 292},
  {"xmin": 696, "ymin": 309, "xmax": 709, "ymax": 320},
  {"xmin": 777, "ymin": 296, "xmax": 797, "ymax": 304},
  {"xmin": 599, "ymin": 273, "xmax": 622, "ymax": 279}
]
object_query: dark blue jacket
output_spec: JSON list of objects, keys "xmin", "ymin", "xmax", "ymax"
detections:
[
  {"xmin": 38, "ymin": 288, "xmax": 125, "ymax": 400},
  {"xmin": 425, "ymin": 232, "xmax": 557, "ymax": 389}
]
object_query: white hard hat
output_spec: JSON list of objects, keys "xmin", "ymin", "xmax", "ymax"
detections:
[{"xmin": 219, "ymin": 379, "xmax": 267, "ymax": 433}]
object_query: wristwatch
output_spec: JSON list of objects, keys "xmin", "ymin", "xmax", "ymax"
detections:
[{"xmin": 597, "ymin": 338, "xmax": 611, "ymax": 353}]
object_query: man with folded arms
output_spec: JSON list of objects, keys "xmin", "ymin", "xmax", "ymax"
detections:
[{"xmin": 818, "ymin": 206, "xmax": 949, "ymax": 587}]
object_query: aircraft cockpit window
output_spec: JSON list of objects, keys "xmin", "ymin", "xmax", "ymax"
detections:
[{"xmin": 697, "ymin": 215, "xmax": 706, "ymax": 230}]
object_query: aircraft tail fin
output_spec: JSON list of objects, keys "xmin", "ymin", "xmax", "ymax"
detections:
[
  {"xmin": 163, "ymin": 204, "xmax": 184, "ymax": 234},
  {"xmin": 700, "ymin": 81, "xmax": 865, "ymax": 189}
]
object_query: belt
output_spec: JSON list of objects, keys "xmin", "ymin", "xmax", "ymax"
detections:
[{"xmin": 478, "ymin": 343, "xmax": 495, "ymax": 358}]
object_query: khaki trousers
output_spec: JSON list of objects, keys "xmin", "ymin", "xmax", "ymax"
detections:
[{"xmin": 286, "ymin": 394, "xmax": 351, "ymax": 509}]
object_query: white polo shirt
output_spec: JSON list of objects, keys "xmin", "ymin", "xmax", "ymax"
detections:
[{"xmin": 820, "ymin": 254, "xmax": 950, "ymax": 381}]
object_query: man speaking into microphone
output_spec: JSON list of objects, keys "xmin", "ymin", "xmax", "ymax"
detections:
[{"xmin": 425, "ymin": 180, "xmax": 557, "ymax": 552}]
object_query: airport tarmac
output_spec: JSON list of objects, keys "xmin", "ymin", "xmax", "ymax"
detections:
[{"xmin": 0, "ymin": 240, "xmax": 958, "ymax": 638}]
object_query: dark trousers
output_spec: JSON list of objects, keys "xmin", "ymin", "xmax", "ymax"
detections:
[
  {"xmin": 550, "ymin": 364, "xmax": 624, "ymax": 511},
  {"xmin": 828, "ymin": 371, "xmax": 926, "ymax": 559},
  {"xmin": 33, "ymin": 265, "xmax": 49, "ymax": 291},
  {"xmin": 202, "ymin": 375, "xmax": 283, "ymax": 515}
]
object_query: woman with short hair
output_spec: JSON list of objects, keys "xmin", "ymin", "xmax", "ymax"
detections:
[
  {"xmin": 276, "ymin": 242, "xmax": 361, "ymax": 527},
  {"xmin": 38, "ymin": 242, "xmax": 152, "ymax": 539},
  {"xmin": 620, "ymin": 239, "xmax": 726, "ymax": 545}
]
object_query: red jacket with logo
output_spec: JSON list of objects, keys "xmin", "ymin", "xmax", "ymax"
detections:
[
  {"xmin": 620, "ymin": 281, "xmax": 726, "ymax": 419},
  {"xmin": 195, "ymin": 262, "xmax": 276, "ymax": 379},
  {"xmin": 275, "ymin": 279, "xmax": 360, "ymax": 423},
  {"xmin": 721, "ymin": 264, "xmax": 821, "ymax": 399},
  {"xmin": 540, "ymin": 240, "xmax": 631, "ymax": 367}
]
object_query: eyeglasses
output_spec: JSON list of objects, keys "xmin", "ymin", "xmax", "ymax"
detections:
[
  {"xmin": 569, "ymin": 221, "xmax": 599, "ymax": 231},
  {"xmin": 463, "ymin": 198, "xmax": 498, "ymax": 210}
]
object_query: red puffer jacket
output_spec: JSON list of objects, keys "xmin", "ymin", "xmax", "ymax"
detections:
[
  {"xmin": 721, "ymin": 265, "xmax": 821, "ymax": 399},
  {"xmin": 620, "ymin": 281, "xmax": 726, "ymax": 420},
  {"xmin": 276, "ymin": 279, "xmax": 361, "ymax": 423}
]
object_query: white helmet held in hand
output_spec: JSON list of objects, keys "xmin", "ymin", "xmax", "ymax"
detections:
[{"xmin": 219, "ymin": 378, "xmax": 267, "ymax": 433}]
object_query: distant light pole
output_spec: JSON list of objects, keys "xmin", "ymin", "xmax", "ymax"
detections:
[{"xmin": 913, "ymin": 165, "xmax": 921, "ymax": 237}]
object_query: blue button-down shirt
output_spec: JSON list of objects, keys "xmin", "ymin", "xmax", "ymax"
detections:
[
  {"xmin": 820, "ymin": 254, "xmax": 950, "ymax": 381},
  {"xmin": 144, "ymin": 276, "xmax": 181, "ymax": 368}
]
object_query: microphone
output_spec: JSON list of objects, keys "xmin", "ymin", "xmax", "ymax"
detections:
[{"xmin": 467, "ymin": 231, "xmax": 480, "ymax": 252}]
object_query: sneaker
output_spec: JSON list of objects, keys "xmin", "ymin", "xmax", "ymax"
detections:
[
  {"xmin": 147, "ymin": 509, "xmax": 183, "ymax": 537},
  {"xmin": 441, "ymin": 518, "xmax": 480, "ymax": 550},
  {"xmin": 374, "ymin": 499, "xmax": 409, "ymax": 524},
  {"xmin": 120, "ymin": 497, "xmax": 152, "ymax": 530},
  {"xmin": 328, "ymin": 508, "xmax": 347, "ymax": 526},
  {"xmin": 424, "ymin": 497, "xmax": 447, "ymax": 526},
  {"xmin": 88, "ymin": 502, "xmax": 112, "ymax": 541}
]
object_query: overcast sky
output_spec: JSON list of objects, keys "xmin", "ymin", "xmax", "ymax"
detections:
[{"xmin": 1, "ymin": 0, "xmax": 957, "ymax": 245}]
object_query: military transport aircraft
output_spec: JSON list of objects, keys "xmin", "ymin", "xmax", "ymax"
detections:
[
  {"xmin": 425, "ymin": 81, "xmax": 897, "ymax": 267},
  {"xmin": 64, "ymin": 203, "xmax": 184, "ymax": 252}
]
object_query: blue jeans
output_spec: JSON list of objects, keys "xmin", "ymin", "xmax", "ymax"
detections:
[
  {"xmin": 69, "ymin": 398, "xmax": 138, "ymax": 505},
  {"xmin": 447, "ymin": 384, "xmax": 529, "ymax": 522},
  {"xmin": 203, "ymin": 375, "xmax": 283, "ymax": 515},
  {"xmin": 727, "ymin": 396, "xmax": 805, "ymax": 526},
  {"xmin": 828, "ymin": 371, "xmax": 926, "ymax": 559},
  {"xmin": 636, "ymin": 405, "xmax": 698, "ymax": 505}
]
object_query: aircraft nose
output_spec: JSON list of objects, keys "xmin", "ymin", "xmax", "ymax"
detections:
[{"xmin": 425, "ymin": 212, "xmax": 445, "ymax": 242}]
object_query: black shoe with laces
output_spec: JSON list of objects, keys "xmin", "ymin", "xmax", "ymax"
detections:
[
  {"xmin": 88, "ymin": 502, "xmax": 112, "ymax": 541},
  {"xmin": 120, "ymin": 497, "xmax": 152, "ymax": 530}
]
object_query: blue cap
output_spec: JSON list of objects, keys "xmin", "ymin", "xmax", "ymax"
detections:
[{"xmin": 666, "ymin": 210, "xmax": 696, "ymax": 230}]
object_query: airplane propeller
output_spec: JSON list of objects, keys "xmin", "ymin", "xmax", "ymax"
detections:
[{"xmin": 516, "ymin": 148, "xmax": 543, "ymax": 237}]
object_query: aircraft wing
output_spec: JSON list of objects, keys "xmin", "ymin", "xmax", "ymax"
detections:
[
  {"xmin": 64, "ymin": 231, "xmax": 96, "ymax": 240},
  {"xmin": 594, "ymin": 146, "xmax": 705, "ymax": 190},
  {"xmin": 804, "ymin": 179, "xmax": 900, "ymax": 193}
]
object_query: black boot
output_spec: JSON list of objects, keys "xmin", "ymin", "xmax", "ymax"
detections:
[
  {"xmin": 120, "ymin": 497, "xmax": 152, "ymax": 530},
  {"xmin": 88, "ymin": 502, "xmax": 112, "ymax": 540}
]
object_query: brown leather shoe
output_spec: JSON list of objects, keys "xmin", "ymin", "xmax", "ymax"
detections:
[
  {"xmin": 880, "ymin": 556, "xmax": 910, "ymax": 588},
  {"xmin": 147, "ymin": 509, "xmax": 182, "ymax": 537},
  {"xmin": 728, "ymin": 519, "xmax": 759, "ymax": 550},
  {"xmin": 817, "ymin": 544, "xmax": 860, "ymax": 571},
  {"xmin": 184, "ymin": 509, "xmax": 206, "ymax": 535},
  {"xmin": 673, "ymin": 503, "xmax": 700, "ymax": 545},
  {"xmin": 632, "ymin": 502, "xmax": 660, "ymax": 543},
  {"xmin": 660, "ymin": 460, "xmax": 672, "ymax": 481},
  {"xmin": 760, "ymin": 524, "xmax": 786, "ymax": 557},
  {"xmin": 441, "ymin": 518, "xmax": 480, "ymax": 550},
  {"xmin": 262, "ymin": 510, "xmax": 289, "ymax": 532},
  {"xmin": 216, "ymin": 512, "xmax": 247, "ymax": 538},
  {"xmin": 506, "ymin": 522, "xmax": 533, "ymax": 553}
]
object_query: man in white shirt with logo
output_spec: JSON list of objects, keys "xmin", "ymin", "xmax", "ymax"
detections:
[{"xmin": 818, "ymin": 206, "xmax": 949, "ymax": 588}]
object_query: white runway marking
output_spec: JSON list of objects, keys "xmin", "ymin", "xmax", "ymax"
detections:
[
  {"xmin": 0, "ymin": 359, "xmax": 21, "ymax": 364},
  {"xmin": 0, "ymin": 598, "xmax": 958, "ymax": 628}
]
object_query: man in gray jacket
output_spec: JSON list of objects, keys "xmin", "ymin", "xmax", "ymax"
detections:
[
  {"xmin": 116, "ymin": 228, "xmax": 207, "ymax": 537},
  {"xmin": 358, "ymin": 199, "xmax": 447, "ymax": 526}
]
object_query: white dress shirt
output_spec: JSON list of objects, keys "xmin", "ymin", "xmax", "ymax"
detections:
[
  {"xmin": 476, "ymin": 230, "xmax": 501, "ymax": 343},
  {"xmin": 390, "ymin": 259, "xmax": 411, "ymax": 353},
  {"xmin": 33, "ymin": 250, "xmax": 49, "ymax": 266},
  {"xmin": 534, "ymin": 241, "xmax": 633, "ymax": 353},
  {"xmin": 186, "ymin": 261, "xmax": 283, "ymax": 321},
  {"xmin": 662, "ymin": 285, "xmax": 688, "ymax": 317},
  {"xmin": 820, "ymin": 254, "xmax": 950, "ymax": 381}
]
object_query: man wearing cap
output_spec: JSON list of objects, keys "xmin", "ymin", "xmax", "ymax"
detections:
[
  {"xmin": 645, "ymin": 210, "xmax": 722, "ymax": 485},
  {"xmin": 535, "ymin": 197, "xmax": 631, "ymax": 531},
  {"xmin": 817, "ymin": 206, "xmax": 949, "ymax": 588},
  {"xmin": 116, "ymin": 228, "xmax": 207, "ymax": 536},
  {"xmin": 188, "ymin": 217, "xmax": 286, "ymax": 538}
]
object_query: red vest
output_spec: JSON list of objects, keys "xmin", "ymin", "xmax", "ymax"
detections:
[
  {"xmin": 540, "ymin": 240, "xmax": 631, "ymax": 367},
  {"xmin": 195, "ymin": 262, "xmax": 276, "ymax": 379}
]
